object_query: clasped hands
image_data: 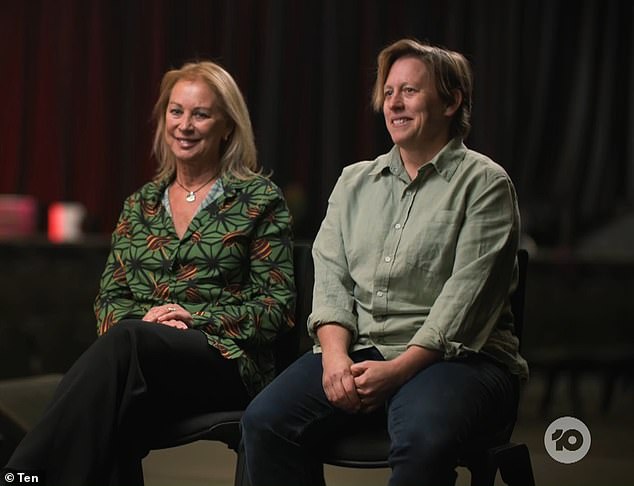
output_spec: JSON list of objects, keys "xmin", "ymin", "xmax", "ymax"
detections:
[
  {"xmin": 143, "ymin": 304, "xmax": 193, "ymax": 329},
  {"xmin": 322, "ymin": 353, "xmax": 402, "ymax": 414}
]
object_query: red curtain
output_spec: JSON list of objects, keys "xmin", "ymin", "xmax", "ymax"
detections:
[{"xmin": 1, "ymin": 0, "xmax": 632, "ymax": 245}]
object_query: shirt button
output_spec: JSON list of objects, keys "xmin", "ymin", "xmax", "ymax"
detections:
[
  {"xmin": 376, "ymin": 291, "xmax": 384, "ymax": 297},
  {"xmin": 384, "ymin": 256, "xmax": 392, "ymax": 263},
  {"xmin": 394, "ymin": 223, "xmax": 402, "ymax": 230}
]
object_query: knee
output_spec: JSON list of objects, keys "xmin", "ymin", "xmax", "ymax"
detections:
[
  {"xmin": 241, "ymin": 390, "xmax": 281, "ymax": 440},
  {"xmin": 101, "ymin": 319, "xmax": 146, "ymax": 341},
  {"xmin": 96, "ymin": 319, "xmax": 149, "ymax": 360},
  {"xmin": 391, "ymin": 422, "xmax": 456, "ymax": 466}
]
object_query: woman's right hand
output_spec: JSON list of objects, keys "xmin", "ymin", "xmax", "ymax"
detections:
[
  {"xmin": 143, "ymin": 304, "xmax": 192, "ymax": 329},
  {"xmin": 316, "ymin": 323, "xmax": 360, "ymax": 412},
  {"xmin": 322, "ymin": 351, "xmax": 361, "ymax": 413}
]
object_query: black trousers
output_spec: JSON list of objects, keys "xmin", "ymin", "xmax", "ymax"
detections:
[{"xmin": 3, "ymin": 319, "xmax": 249, "ymax": 486}]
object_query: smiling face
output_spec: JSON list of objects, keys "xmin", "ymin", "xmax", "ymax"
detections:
[
  {"xmin": 164, "ymin": 78, "xmax": 231, "ymax": 167},
  {"xmin": 383, "ymin": 56, "xmax": 455, "ymax": 154}
]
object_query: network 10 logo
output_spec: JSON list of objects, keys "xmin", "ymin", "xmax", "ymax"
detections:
[{"xmin": 544, "ymin": 416, "xmax": 592, "ymax": 464}]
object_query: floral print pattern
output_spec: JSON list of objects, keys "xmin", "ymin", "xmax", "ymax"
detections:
[{"xmin": 94, "ymin": 174, "xmax": 295, "ymax": 395}]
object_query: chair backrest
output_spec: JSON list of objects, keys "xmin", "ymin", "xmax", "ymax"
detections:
[
  {"xmin": 512, "ymin": 249, "xmax": 529, "ymax": 350},
  {"xmin": 274, "ymin": 240, "xmax": 315, "ymax": 373}
]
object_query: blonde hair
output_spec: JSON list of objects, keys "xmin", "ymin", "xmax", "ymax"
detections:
[
  {"xmin": 152, "ymin": 61, "xmax": 260, "ymax": 181},
  {"xmin": 372, "ymin": 39, "xmax": 473, "ymax": 139}
]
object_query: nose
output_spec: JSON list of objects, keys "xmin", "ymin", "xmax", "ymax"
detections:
[
  {"xmin": 178, "ymin": 115, "xmax": 194, "ymax": 131},
  {"xmin": 385, "ymin": 92, "xmax": 403, "ymax": 112}
]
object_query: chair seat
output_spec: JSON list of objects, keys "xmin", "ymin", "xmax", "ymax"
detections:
[
  {"xmin": 323, "ymin": 427, "xmax": 391, "ymax": 468},
  {"xmin": 319, "ymin": 423, "xmax": 534, "ymax": 486},
  {"xmin": 149, "ymin": 410, "xmax": 244, "ymax": 451},
  {"xmin": 321, "ymin": 419, "xmax": 512, "ymax": 469}
]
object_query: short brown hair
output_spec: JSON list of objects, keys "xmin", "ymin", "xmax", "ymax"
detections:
[{"xmin": 372, "ymin": 39, "xmax": 473, "ymax": 139}]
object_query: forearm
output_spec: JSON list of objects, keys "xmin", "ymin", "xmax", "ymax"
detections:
[
  {"xmin": 94, "ymin": 259, "xmax": 146, "ymax": 335},
  {"xmin": 391, "ymin": 345, "xmax": 442, "ymax": 384},
  {"xmin": 316, "ymin": 323, "xmax": 353, "ymax": 357},
  {"xmin": 190, "ymin": 295, "xmax": 294, "ymax": 344},
  {"xmin": 317, "ymin": 323, "xmax": 361, "ymax": 412},
  {"xmin": 94, "ymin": 295, "xmax": 146, "ymax": 335}
]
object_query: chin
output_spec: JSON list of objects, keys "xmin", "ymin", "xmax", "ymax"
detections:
[
  {"xmin": 389, "ymin": 135, "xmax": 409, "ymax": 147},
  {"xmin": 172, "ymin": 149, "xmax": 200, "ymax": 161}
]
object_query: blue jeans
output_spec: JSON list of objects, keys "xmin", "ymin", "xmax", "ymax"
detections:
[{"xmin": 241, "ymin": 347, "xmax": 518, "ymax": 486}]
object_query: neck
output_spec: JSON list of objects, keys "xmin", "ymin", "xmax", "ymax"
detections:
[
  {"xmin": 399, "ymin": 136, "xmax": 450, "ymax": 179},
  {"xmin": 176, "ymin": 164, "xmax": 220, "ymax": 187}
]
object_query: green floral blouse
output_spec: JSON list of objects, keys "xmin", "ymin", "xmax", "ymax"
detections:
[{"xmin": 94, "ymin": 174, "xmax": 296, "ymax": 396}]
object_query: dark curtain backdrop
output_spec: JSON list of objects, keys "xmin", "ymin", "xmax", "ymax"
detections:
[{"xmin": 1, "ymin": 0, "xmax": 632, "ymax": 246}]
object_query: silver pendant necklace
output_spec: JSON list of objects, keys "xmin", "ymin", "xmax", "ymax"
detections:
[{"xmin": 174, "ymin": 173, "xmax": 217, "ymax": 203}]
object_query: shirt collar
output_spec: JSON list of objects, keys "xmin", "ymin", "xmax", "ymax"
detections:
[
  {"xmin": 219, "ymin": 173, "xmax": 249, "ymax": 199},
  {"xmin": 368, "ymin": 147, "xmax": 398, "ymax": 177},
  {"xmin": 429, "ymin": 137, "xmax": 466, "ymax": 182},
  {"xmin": 371, "ymin": 138, "xmax": 467, "ymax": 182}
]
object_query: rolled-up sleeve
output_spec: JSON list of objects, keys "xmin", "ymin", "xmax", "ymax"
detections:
[
  {"xmin": 408, "ymin": 173, "xmax": 520, "ymax": 358},
  {"xmin": 308, "ymin": 176, "xmax": 359, "ymax": 342}
]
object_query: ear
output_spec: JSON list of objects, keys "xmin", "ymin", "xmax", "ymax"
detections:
[
  {"xmin": 223, "ymin": 122, "xmax": 235, "ymax": 142},
  {"xmin": 444, "ymin": 89, "xmax": 462, "ymax": 117}
]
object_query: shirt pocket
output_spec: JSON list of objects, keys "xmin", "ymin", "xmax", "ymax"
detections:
[{"xmin": 401, "ymin": 209, "xmax": 461, "ymax": 277}]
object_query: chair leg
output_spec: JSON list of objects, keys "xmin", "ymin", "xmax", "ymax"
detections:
[
  {"xmin": 233, "ymin": 442, "xmax": 251, "ymax": 486},
  {"xmin": 494, "ymin": 443, "xmax": 535, "ymax": 486},
  {"xmin": 468, "ymin": 460, "xmax": 498, "ymax": 486}
]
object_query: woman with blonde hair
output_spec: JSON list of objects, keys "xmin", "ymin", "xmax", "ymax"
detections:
[{"xmin": 3, "ymin": 60, "xmax": 295, "ymax": 486}]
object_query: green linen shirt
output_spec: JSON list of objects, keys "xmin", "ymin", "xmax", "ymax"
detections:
[
  {"xmin": 94, "ymin": 173, "xmax": 296, "ymax": 396},
  {"xmin": 308, "ymin": 138, "xmax": 529, "ymax": 379}
]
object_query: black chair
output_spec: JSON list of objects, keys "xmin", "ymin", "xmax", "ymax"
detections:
[{"xmin": 312, "ymin": 249, "xmax": 535, "ymax": 486}]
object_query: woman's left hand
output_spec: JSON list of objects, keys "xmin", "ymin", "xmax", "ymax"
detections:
[
  {"xmin": 350, "ymin": 360, "xmax": 402, "ymax": 413},
  {"xmin": 143, "ymin": 304, "xmax": 193, "ymax": 329},
  {"xmin": 351, "ymin": 346, "xmax": 442, "ymax": 412}
]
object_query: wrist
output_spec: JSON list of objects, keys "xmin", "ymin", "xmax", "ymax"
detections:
[
  {"xmin": 316, "ymin": 323, "xmax": 352, "ymax": 354},
  {"xmin": 393, "ymin": 345, "xmax": 442, "ymax": 382}
]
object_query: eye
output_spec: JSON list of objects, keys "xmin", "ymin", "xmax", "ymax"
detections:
[
  {"xmin": 383, "ymin": 88, "xmax": 393, "ymax": 98},
  {"xmin": 193, "ymin": 111, "xmax": 211, "ymax": 120},
  {"xmin": 168, "ymin": 108, "xmax": 183, "ymax": 117},
  {"xmin": 404, "ymin": 86, "xmax": 417, "ymax": 94}
]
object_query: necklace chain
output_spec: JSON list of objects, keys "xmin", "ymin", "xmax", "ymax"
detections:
[{"xmin": 174, "ymin": 173, "xmax": 217, "ymax": 203}]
